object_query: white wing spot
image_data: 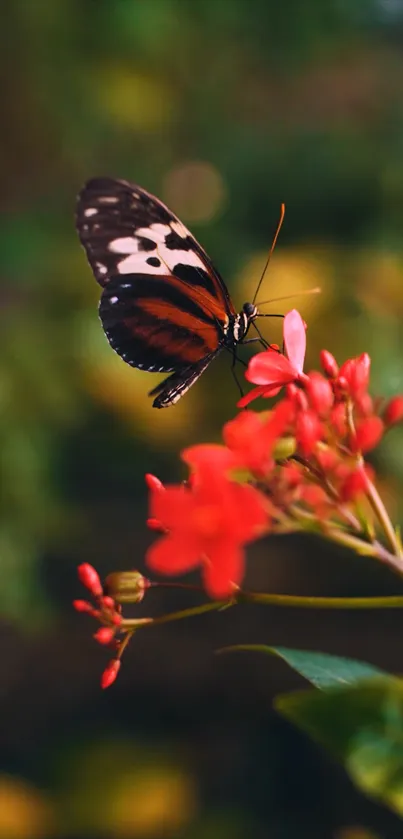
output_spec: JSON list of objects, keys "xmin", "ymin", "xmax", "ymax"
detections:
[
  {"xmin": 117, "ymin": 246, "xmax": 205, "ymax": 275},
  {"xmin": 117, "ymin": 254, "xmax": 166, "ymax": 275},
  {"xmin": 84, "ymin": 208, "xmax": 98, "ymax": 217},
  {"xmin": 96, "ymin": 263, "xmax": 107, "ymax": 275},
  {"xmin": 109, "ymin": 237, "xmax": 140, "ymax": 254},
  {"xmin": 136, "ymin": 223, "xmax": 172, "ymax": 243},
  {"xmin": 97, "ymin": 196, "xmax": 119, "ymax": 204},
  {"xmin": 110, "ymin": 296, "xmax": 119, "ymax": 304}
]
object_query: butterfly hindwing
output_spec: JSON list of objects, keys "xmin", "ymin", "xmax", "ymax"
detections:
[
  {"xmin": 99, "ymin": 274, "xmax": 224, "ymax": 373},
  {"xmin": 149, "ymin": 354, "xmax": 220, "ymax": 408}
]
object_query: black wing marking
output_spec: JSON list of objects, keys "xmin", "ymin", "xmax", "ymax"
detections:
[
  {"xmin": 149, "ymin": 354, "xmax": 221, "ymax": 408},
  {"xmin": 76, "ymin": 177, "xmax": 235, "ymax": 317}
]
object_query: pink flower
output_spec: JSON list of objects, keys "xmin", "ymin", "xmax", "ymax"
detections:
[{"xmin": 239, "ymin": 309, "xmax": 307, "ymax": 407}]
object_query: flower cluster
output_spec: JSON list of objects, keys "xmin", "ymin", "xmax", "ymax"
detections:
[
  {"xmin": 144, "ymin": 310, "xmax": 403, "ymax": 596},
  {"xmin": 73, "ymin": 563, "xmax": 147, "ymax": 688},
  {"xmin": 74, "ymin": 308, "xmax": 403, "ymax": 686}
]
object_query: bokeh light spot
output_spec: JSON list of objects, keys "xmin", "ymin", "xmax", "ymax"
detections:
[
  {"xmin": 93, "ymin": 67, "xmax": 176, "ymax": 131},
  {"xmin": 163, "ymin": 161, "xmax": 227, "ymax": 224},
  {"xmin": 0, "ymin": 776, "xmax": 54, "ymax": 838}
]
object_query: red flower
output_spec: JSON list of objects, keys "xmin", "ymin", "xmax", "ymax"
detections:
[
  {"xmin": 146, "ymin": 465, "xmax": 268, "ymax": 599},
  {"xmin": 223, "ymin": 399, "xmax": 294, "ymax": 475},
  {"xmin": 239, "ymin": 309, "xmax": 307, "ymax": 407},
  {"xmin": 182, "ymin": 444, "xmax": 238, "ymax": 481}
]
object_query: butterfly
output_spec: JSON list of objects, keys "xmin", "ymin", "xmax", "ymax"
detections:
[{"xmin": 76, "ymin": 177, "xmax": 277, "ymax": 408}]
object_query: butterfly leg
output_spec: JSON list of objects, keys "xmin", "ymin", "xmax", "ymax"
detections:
[
  {"xmin": 230, "ymin": 351, "xmax": 245, "ymax": 400},
  {"xmin": 253, "ymin": 314, "xmax": 285, "ymax": 352}
]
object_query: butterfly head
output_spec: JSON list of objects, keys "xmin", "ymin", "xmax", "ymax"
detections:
[{"xmin": 242, "ymin": 301, "xmax": 258, "ymax": 320}]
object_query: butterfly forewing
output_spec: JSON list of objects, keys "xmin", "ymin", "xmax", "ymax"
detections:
[{"xmin": 76, "ymin": 177, "xmax": 238, "ymax": 406}]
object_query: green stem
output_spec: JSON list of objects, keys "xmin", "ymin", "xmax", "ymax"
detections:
[
  {"xmin": 120, "ymin": 590, "xmax": 403, "ymax": 631},
  {"xmin": 242, "ymin": 591, "xmax": 403, "ymax": 609},
  {"xmin": 121, "ymin": 599, "xmax": 228, "ymax": 629},
  {"xmin": 278, "ymin": 506, "xmax": 403, "ymax": 578},
  {"xmin": 365, "ymin": 476, "xmax": 403, "ymax": 558}
]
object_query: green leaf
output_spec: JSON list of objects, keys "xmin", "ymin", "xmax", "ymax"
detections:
[
  {"xmin": 219, "ymin": 645, "xmax": 385, "ymax": 690},
  {"xmin": 276, "ymin": 676, "xmax": 403, "ymax": 817}
]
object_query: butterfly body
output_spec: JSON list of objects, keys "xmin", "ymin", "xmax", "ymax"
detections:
[{"xmin": 76, "ymin": 178, "xmax": 259, "ymax": 407}]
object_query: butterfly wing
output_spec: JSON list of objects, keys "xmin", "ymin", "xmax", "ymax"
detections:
[{"xmin": 76, "ymin": 178, "xmax": 235, "ymax": 406}]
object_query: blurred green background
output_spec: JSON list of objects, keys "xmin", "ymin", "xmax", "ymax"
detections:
[{"xmin": 2, "ymin": 1, "xmax": 403, "ymax": 836}]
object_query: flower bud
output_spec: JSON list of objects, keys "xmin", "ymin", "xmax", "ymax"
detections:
[
  {"xmin": 340, "ymin": 467, "xmax": 368, "ymax": 501},
  {"xmin": 100, "ymin": 595, "xmax": 115, "ymax": 610},
  {"xmin": 320, "ymin": 350, "xmax": 339, "ymax": 378},
  {"xmin": 77, "ymin": 563, "xmax": 103, "ymax": 598},
  {"xmin": 94, "ymin": 627, "xmax": 115, "ymax": 645},
  {"xmin": 316, "ymin": 447, "xmax": 339, "ymax": 473},
  {"xmin": 145, "ymin": 473, "xmax": 165, "ymax": 491},
  {"xmin": 352, "ymin": 416, "xmax": 384, "ymax": 453},
  {"xmin": 101, "ymin": 659, "xmax": 121, "ymax": 689},
  {"xmin": 339, "ymin": 354, "xmax": 371, "ymax": 397},
  {"xmin": 273, "ymin": 435, "xmax": 296, "ymax": 460},
  {"xmin": 105, "ymin": 570, "xmax": 147, "ymax": 604},
  {"xmin": 354, "ymin": 392, "xmax": 373, "ymax": 417},
  {"xmin": 330, "ymin": 403, "xmax": 347, "ymax": 437},
  {"xmin": 306, "ymin": 372, "xmax": 333, "ymax": 416},
  {"xmin": 295, "ymin": 410, "xmax": 322, "ymax": 456},
  {"xmin": 384, "ymin": 395, "xmax": 403, "ymax": 426},
  {"xmin": 73, "ymin": 599, "xmax": 95, "ymax": 614}
]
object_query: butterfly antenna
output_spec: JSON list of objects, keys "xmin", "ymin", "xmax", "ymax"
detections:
[
  {"xmin": 252, "ymin": 203, "xmax": 285, "ymax": 305},
  {"xmin": 256, "ymin": 286, "xmax": 321, "ymax": 307}
]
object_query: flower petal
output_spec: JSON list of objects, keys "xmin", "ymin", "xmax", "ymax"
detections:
[
  {"xmin": 245, "ymin": 350, "xmax": 297, "ymax": 386},
  {"xmin": 237, "ymin": 385, "xmax": 268, "ymax": 408},
  {"xmin": 283, "ymin": 309, "xmax": 306, "ymax": 373},
  {"xmin": 182, "ymin": 444, "xmax": 237, "ymax": 474},
  {"xmin": 146, "ymin": 535, "xmax": 201, "ymax": 575},
  {"xmin": 150, "ymin": 485, "xmax": 194, "ymax": 530},
  {"xmin": 202, "ymin": 541, "xmax": 245, "ymax": 599}
]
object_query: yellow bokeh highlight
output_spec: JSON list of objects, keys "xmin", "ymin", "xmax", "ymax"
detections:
[
  {"xmin": 354, "ymin": 251, "xmax": 403, "ymax": 319},
  {"xmin": 109, "ymin": 766, "xmax": 197, "ymax": 837},
  {"xmin": 163, "ymin": 160, "xmax": 227, "ymax": 224},
  {"xmin": 83, "ymin": 353, "xmax": 198, "ymax": 441},
  {"xmin": 61, "ymin": 741, "xmax": 198, "ymax": 837},
  {"xmin": 0, "ymin": 776, "xmax": 54, "ymax": 839},
  {"xmin": 77, "ymin": 317, "xmax": 199, "ymax": 441},
  {"xmin": 335, "ymin": 828, "xmax": 380, "ymax": 839},
  {"xmin": 92, "ymin": 66, "xmax": 176, "ymax": 131},
  {"xmin": 236, "ymin": 245, "xmax": 335, "ymax": 321}
]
